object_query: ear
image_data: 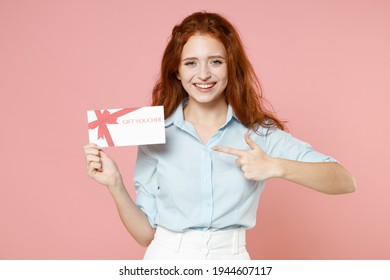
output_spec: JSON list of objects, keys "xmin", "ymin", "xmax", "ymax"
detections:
[{"xmin": 176, "ymin": 72, "xmax": 181, "ymax": 80}]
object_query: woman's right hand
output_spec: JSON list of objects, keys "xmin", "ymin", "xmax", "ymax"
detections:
[{"xmin": 83, "ymin": 143, "xmax": 123, "ymax": 188}]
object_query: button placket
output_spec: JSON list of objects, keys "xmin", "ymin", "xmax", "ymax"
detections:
[{"xmin": 200, "ymin": 148, "xmax": 213, "ymax": 227}]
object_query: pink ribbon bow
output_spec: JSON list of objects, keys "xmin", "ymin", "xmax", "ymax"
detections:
[{"xmin": 88, "ymin": 108, "xmax": 136, "ymax": 147}]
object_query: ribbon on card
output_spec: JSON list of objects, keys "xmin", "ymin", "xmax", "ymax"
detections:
[{"xmin": 88, "ymin": 108, "xmax": 137, "ymax": 147}]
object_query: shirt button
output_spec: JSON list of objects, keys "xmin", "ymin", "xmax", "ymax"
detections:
[{"xmin": 203, "ymin": 176, "xmax": 208, "ymax": 181}]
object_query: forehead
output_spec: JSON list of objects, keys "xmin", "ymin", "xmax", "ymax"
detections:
[{"xmin": 181, "ymin": 34, "xmax": 226, "ymax": 58}]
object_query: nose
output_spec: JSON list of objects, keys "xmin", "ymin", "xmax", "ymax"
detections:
[{"xmin": 197, "ymin": 63, "xmax": 211, "ymax": 80}]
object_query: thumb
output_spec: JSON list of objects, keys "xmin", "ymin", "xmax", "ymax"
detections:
[
  {"xmin": 244, "ymin": 132, "xmax": 259, "ymax": 150},
  {"xmin": 99, "ymin": 149, "xmax": 110, "ymax": 160}
]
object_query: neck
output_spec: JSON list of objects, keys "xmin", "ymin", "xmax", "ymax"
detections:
[{"xmin": 183, "ymin": 98, "xmax": 228, "ymax": 126}]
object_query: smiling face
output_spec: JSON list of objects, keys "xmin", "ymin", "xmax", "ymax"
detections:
[{"xmin": 177, "ymin": 34, "xmax": 228, "ymax": 107}]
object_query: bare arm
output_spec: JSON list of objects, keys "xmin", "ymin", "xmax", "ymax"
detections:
[
  {"xmin": 83, "ymin": 144, "xmax": 155, "ymax": 247},
  {"xmin": 213, "ymin": 133, "xmax": 356, "ymax": 195},
  {"xmin": 272, "ymin": 159, "xmax": 355, "ymax": 194},
  {"xmin": 107, "ymin": 178, "xmax": 155, "ymax": 247}
]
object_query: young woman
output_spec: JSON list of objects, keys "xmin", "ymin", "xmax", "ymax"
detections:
[{"xmin": 83, "ymin": 12, "xmax": 356, "ymax": 260}]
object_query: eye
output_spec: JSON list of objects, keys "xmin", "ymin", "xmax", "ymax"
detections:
[
  {"xmin": 184, "ymin": 61, "xmax": 196, "ymax": 66},
  {"xmin": 210, "ymin": 59, "xmax": 223, "ymax": 65}
]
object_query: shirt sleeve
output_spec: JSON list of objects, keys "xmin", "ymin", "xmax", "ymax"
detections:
[
  {"xmin": 133, "ymin": 145, "xmax": 158, "ymax": 228},
  {"xmin": 263, "ymin": 128, "xmax": 338, "ymax": 163}
]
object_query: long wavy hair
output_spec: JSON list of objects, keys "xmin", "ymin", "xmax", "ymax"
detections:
[{"xmin": 152, "ymin": 11, "xmax": 286, "ymax": 131}]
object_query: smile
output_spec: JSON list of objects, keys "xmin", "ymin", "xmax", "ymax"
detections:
[{"xmin": 194, "ymin": 83, "xmax": 215, "ymax": 89}]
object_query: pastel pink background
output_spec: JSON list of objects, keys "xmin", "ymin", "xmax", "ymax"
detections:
[{"xmin": 1, "ymin": 0, "xmax": 389, "ymax": 259}]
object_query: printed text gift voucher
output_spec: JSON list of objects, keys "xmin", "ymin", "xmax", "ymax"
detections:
[{"xmin": 87, "ymin": 106, "xmax": 165, "ymax": 147}]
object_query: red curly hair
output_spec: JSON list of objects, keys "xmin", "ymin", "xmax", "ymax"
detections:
[{"xmin": 152, "ymin": 11, "xmax": 286, "ymax": 131}]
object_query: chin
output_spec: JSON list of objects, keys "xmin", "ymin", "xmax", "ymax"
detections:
[{"xmin": 192, "ymin": 97, "xmax": 220, "ymax": 105}]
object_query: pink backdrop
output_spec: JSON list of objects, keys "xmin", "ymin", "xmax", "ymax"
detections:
[{"xmin": 1, "ymin": 0, "xmax": 389, "ymax": 259}]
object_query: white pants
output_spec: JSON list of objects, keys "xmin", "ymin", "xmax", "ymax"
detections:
[{"xmin": 143, "ymin": 226, "xmax": 250, "ymax": 260}]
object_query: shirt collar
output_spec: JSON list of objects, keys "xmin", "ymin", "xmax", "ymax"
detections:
[{"xmin": 164, "ymin": 98, "xmax": 239, "ymax": 128}]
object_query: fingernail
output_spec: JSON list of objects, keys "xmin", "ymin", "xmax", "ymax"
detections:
[{"xmin": 212, "ymin": 146, "xmax": 218, "ymax": 151}]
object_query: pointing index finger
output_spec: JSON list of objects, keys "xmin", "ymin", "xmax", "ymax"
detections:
[{"xmin": 212, "ymin": 145, "xmax": 246, "ymax": 157}]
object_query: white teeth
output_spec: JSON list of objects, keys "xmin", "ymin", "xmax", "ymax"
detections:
[{"xmin": 195, "ymin": 83, "xmax": 214, "ymax": 89}]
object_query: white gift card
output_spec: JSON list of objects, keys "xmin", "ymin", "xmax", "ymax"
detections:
[{"xmin": 87, "ymin": 106, "xmax": 165, "ymax": 147}]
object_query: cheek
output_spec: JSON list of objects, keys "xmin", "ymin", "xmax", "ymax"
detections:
[
  {"xmin": 216, "ymin": 67, "xmax": 228, "ymax": 80},
  {"xmin": 219, "ymin": 72, "xmax": 228, "ymax": 86},
  {"xmin": 181, "ymin": 71, "xmax": 197, "ymax": 83}
]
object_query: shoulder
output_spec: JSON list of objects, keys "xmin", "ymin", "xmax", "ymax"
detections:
[
  {"xmin": 249, "ymin": 123, "xmax": 309, "ymax": 154},
  {"xmin": 250, "ymin": 123, "xmax": 289, "ymax": 142}
]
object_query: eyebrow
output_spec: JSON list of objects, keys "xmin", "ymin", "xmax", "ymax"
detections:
[{"xmin": 182, "ymin": 55, "xmax": 226, "ymax": 61}]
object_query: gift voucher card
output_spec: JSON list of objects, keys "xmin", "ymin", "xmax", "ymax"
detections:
[{"xmin": 87, "ymin": 106, "xmax": 165, "ymax": 147}]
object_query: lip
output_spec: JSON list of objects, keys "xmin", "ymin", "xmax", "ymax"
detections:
[{"xmin": 194, "ymin": 83, "xmax": 216, "ymax": 89}]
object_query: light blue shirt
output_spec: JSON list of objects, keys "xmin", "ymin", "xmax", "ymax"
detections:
[{"xmin": 134, "ymin": 100, "xmax": 336, "ymax": 232}]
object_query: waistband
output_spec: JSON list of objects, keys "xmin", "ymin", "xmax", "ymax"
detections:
[{"xmin": 152, "ymin": 226, "xmax": 247, "ymax": 255}]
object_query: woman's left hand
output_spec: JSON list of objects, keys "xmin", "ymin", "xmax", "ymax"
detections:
[
  {"xmin": 213, "ymin": 132, "xmax": 356, "ymax": 194},
  {"xmin": 213, "ymin": 132, "xmax": 280, "ymax": 181}
]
